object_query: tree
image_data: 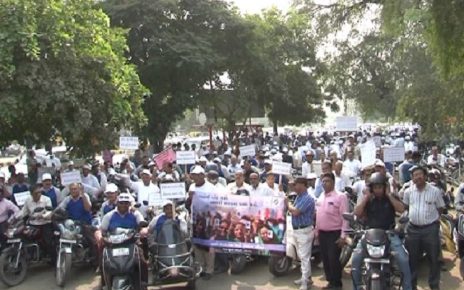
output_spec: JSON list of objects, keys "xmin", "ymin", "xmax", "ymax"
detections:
[
  {"xmin": 0, "ymin": 0, "xmax": 146, "ymax": 156},
  {"xmin": 244, "ymin": 9, "xmax": 327, "ymax": 132},
  {"xmin": 102, "ymin": 0, "xmax": 250, "ymax": 152}
]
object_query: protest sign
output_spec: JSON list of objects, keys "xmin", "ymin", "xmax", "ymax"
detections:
[
  {"xmin": 119, "ymin": 136, "xmax": 139, "ymax": 150},
  {"xmin": 154, "ymin": 147, "xmax": 176, "ymax": 168},
  {"xmin": 239, "ymin": 145, "xmax": 256, "ymax": 157},
  {"xmin": 160, "ymin": 182, "xmax": 186, "ymax": 199},
  {"xmin": 383, "ymin": 147, "xmax": 405, "ymax": 163},
  {"xmin": 60, "ymin": 171, "xmax": 82, "ymax": 186},
  {"xmin": 191, "ymin": 191, "xmax": 286, "ymax": 254},
  {"xmin": 14, "ymin": 191, "xmax": 30, "ymax": 207},
  {"xmin": 175, "ymin": 151, "xmax": 196, "ymax": 165},
  {"xmin": 360, "ymin": 140, "xmax": 377, "ymax": 168},
  {"xmin": 272, "ymin": 161, "xmax": 292, "ymax": 176},
  {"xmin": 335, "ymin": 116, "xmax": 358, "ymax": 131}
]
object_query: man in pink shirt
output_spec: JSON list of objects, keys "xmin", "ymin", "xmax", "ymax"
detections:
[{"xmin": 315, "ymin": 172, "xmax": 348, "ymax": 290}]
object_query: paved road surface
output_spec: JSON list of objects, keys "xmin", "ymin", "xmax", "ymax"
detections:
[{"xmin": 3, "ymin": 252, "xmax": 463, "ymax": 290}]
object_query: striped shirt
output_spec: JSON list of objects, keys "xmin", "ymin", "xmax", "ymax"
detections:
[
  {"xmin": 291, "ymin": 192, "xmax": 315, "ymax": 228},
  {"xmin": 403, "ymin": 183, "xmax": 445, "ymax": 226}
]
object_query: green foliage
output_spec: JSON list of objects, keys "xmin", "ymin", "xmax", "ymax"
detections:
[{"xmin": 0, "ymin": 0, "xmax": 146, "ymax": 155}]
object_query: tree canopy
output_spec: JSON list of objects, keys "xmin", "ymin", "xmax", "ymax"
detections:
[{"xmin": 0, "ymin": 0, "xmax": 146, "ymax": 155}]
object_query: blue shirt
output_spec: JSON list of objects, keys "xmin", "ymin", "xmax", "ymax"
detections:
[
  {"xmin": 43, "ymin": 187, "xmax": 58, "ymax": 208},
  {"xmin": 291, "ymin": 192, "xmax": 315, "ymax": 228},
  {"xmin": 107, "ymin": 211, "xmax": 138, "ymax": 232},
  {"xmin": 66, "ymin": 197, "xmax": 92, "ymax": 224}
]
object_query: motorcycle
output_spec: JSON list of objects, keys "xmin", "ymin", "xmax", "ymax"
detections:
[
  {"xmin": 102, "ymin": 225, "xmax": 146, "ymax": 290},
  {"xmin": 342, "ymin": 213, "xmax": 409, "ymax": 290},
  {"xmin": 455, "ymin": 202, "xmax": 464, "ymax": 279},
  {"xmin": 54, "ymin": 209, "xmax": 97, "ymax": 287},
  {"xmin": 148, "ymin": 219, "xmax": 200, "ymax": 289},
  {"xmin": 0, "ymin": 206, "xmax": 53, "ymax": 286}
]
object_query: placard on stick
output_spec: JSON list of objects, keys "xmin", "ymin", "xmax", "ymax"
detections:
[
  {"xmin": 61, "ymin": 171, "xmax": 82, "ymax": 186},
  {"xmin": 176, "ymin": 151, "xmax": 196, "ymax": 165},
  {"xmin": 383, "ymin": 147, "xmax": 405, "ymax": 163},
  {"xmin": 119, "ymin": 136, "xmax": 139, "ymax": 150},
  {"xmin": 335, "ymin": 116, "xmax": 358, "ymax": 132},
  {"xmin": 239, "ymin": 145, "xmax": 256, "ymax": 157},
  {"xmin": 14, "ymin": 191, "xmax": 30, "ymax": 207},
  {"xmin": 272, "ymin": 161, "xmax": 292, "ymax": 176},
  {"xmin": 160, "ymin": 182, "xmax": 186, "ymax": 199}
]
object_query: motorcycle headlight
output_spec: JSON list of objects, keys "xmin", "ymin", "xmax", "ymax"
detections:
[
  {"xmin": 6, "ymin": 228, "xmax": 16, "ymax": 238},
  {"xmin": 366, "ymin": 244, "xmax": 385, "ymax": 258}
]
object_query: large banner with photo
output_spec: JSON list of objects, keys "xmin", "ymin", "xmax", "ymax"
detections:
[{"xmin": 191, "ymin": 191, "xmax": 286, "ymax": 255}]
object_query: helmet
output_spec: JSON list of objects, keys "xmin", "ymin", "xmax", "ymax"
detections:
[{"xmin": 368, "ymin": 172, "xmax": 387, "ymax": 186}]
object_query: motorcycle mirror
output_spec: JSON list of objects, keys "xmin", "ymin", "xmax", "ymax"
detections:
[
  {"xmin": 342, "ymin": 212, "xmax": 355, "ymax": 222},
  {"xmin": 138, "ymin": 221, "xmax": 149, "ymax": 228},
  {"xmin": 34, "ymin": 207, "xmax": 44, "ymax": 213},
  {"xmin": 134, "ymin": 203, "xmax": 142, "ymax": 208},
  {"xmin": 398, "ymin": 216, "xmax": 409, "ymax": 224},
  {"xmin": 344, "ymin": 187, "xmax": 353, "ymax": 195},
  {"xmin": 142, "ymin": 200, "xmax": 149, "ymax": 206},
  {"xmin": 45, "ymin": 206, "xmax": 53, "ymax": 211}
]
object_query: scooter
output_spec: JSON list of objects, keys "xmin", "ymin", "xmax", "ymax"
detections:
[
  {"xmin": 102, "ymin": 226, "xmax": 145, "ymax": 290},
  {"xmin": 0, "ymin": 206, "xmax": 53, "ymax": 287}
]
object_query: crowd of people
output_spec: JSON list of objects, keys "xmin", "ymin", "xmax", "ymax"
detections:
[{"xmin": 0, "ymin": 124, "xmax": 460, "ymax": 290}]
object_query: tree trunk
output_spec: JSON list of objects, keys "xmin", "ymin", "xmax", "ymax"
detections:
[{"xmin": 273, "ymin": 120, "xmax": 278, "ymax": 135}]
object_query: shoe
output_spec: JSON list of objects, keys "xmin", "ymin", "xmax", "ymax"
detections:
[
  {"xmin": 299, "ymin": 283, "xmax": 308, "ymax": 290},
  {"xmin": 202, "ymin": 273, "xmax": 212, "ymax": 280},
  {"xmin": 322, "ymin": 283, "xmax": 342, "ymax": 289},
  {"xmin": 294, "ymin": 277, "xmax": 313, "ymax": 285}
]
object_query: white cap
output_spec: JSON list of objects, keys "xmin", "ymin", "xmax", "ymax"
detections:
[
  {"xmin": 213, "ymin": 157, "xmax": 221, "ymax": 163},
  {"xmin": 141, "ymin": 169, "xmax": 152, "ymax": 176},
  {"xmin": 162, "ymin": 200, "xmax": 173, "ymax": 207},
  {"xmin": 374, "ymin": 159, "xmax": 385, "ymax": 167},
  {"xmin": 82, "ymin": 164, "xmax": 91, "ymax": 170},
  {"xmin": 0, "ymin": 172, "xmax": 5, "ymax": 179},
  {"xmin": 264, "ymin": 159, "xmax": 273, "ymax": 165},
  {"xmin": 148, "ymin": 161, "xmax": 156, "ymax": 167},
  {"xmin": 42, "ymin": 173, "xmax": 52, "ymax": 181},
  {"xmin": 118, "ymin": 193, "xmax": 132, "ymax": 203},
  {"xmin": 199, "ymin": 156, "xmax": 208, "ymax": 163},
  {"xmin": 190, "ymin": 165, "xmax": 205, "ymax": 175},
  {"xmin": 104, "ymin": 183, "xmax": 118, "ymax": 193},
  {"xmin": 68, "ymin": 161, "xmax": 74, "ymax": 166}
]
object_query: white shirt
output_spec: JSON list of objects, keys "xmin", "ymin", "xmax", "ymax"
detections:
[
  {"xmin": 353, "ymin": 180, "xmax": 367, "ymax": 206},
  {"xmin": 210, "ymin": 182, "xmax": 230, "ymax": 195},
  {"xmin": 334, "ymin": 173, "xmax": 350, "ymax": 192},
  {"xmin": 188, "ymin": 180, "xmax": 217, "ymax": 194},
  {"xmin": 130, "ymin": 181, "xmax": 161, "ymax": 206},
  {"xmin": 249, "ymin": 183, "xmax": 274, "ymax": 197},
  {"xmin": 227, "ymin": 182, "xmax": 252, "ymax": 195},
  {"xmin": 427, "ymin": 154, "xmax": 447, "ymax": 167},
  {"xmin": 227, "ymin": 163, "xmax": 242, "ymax": 176},
  {"xmin": 343, "ymin": 159, "xmax": 362, "ymax": 177},
  {"xmin": 21, "ymin": 195, "xmax": 53, "ymax": 225},
  {"xmin": 262, "ymin": 182, "xmax": 285, "ymax": 197},
  {"xmin": 81, "ymin": 173, "xmax": 100, "ymax": 198},
  {"xmin": 302, "ymin": 161, "xmax": 314, "ymax": 178}
]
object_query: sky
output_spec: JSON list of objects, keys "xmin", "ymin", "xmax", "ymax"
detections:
[{"xmin": 227, "ymin": 0, "xmax": 291, "ymax": 14}]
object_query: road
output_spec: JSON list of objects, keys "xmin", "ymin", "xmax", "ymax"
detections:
[{"xmin": 4, "ymin": 252, "xmax": 463, "ymax": 290}]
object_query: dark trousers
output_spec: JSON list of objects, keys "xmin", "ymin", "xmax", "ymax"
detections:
[
  {"xmin": 319, "ymin": 230, "xmax": 342, "ymax": 286},
  {"xmin": 406, "ymin": 222, "xmax": 440, "ymax": 289},
  {"xmin": 31, "ymin": 223, "xmax": 56, "ymax": 262}
]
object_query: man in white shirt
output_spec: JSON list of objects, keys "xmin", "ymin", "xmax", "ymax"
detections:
[
  {"xmin": 262, "ymin": 172, "xmax": 285, "ymax": 197},
  {"xmin": 227, "ymin": 155, "xmax": 242, "ymax": 178},
  {"xmin": 343, "ymin": 150, "xmax": 362, "ymax": 177},
  {"xmin": 427, "ymin": 146, "xmax": 447, "ymax": 168},
  {"xmin": 81, "ymin": 164, "xmax": 101, "ymax": 199},
  {"xmin": 206, "ymin": 170, "xmax": 229, "ymax": 195},
  {"xmin": 227, "ymin": 171, "xmax": 252, "ymax": 196},
  {"xmin": 20, "ymin": 184, "xmax": 55, "ymax": 262},
  {"xmin": 302, "ymin": 151, "xmax": 315, "ymax": 178},
  {"xmin": 334, "ymin": 161, "xmax": 351, "ymax": 192},
  {"xmin": 249, "ymin": 173, "xmax": 273, "ymax": 197},
  {"xmin": 129, "ymin": 169, "xmax": 161, "ymax": 219}
]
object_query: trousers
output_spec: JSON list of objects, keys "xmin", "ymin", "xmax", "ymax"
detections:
[{"xmin": 293, "ymin": 226, "xmax": 315, "ymax": 280}]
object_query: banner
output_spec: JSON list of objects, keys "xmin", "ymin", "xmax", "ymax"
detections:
[
  {"xmin": 160, "ymin": 182, "xmax": 186, "ymax": 199},
  {"xmin": 239, "ymin": 144, "xmax": 256, "ymax": 157},
  {"xmin": 191, "ymin": 191, "xmax": 286, "ymax": 255},
  {"xmin": 154, "ymin": 147, "xmax": 176, "ymax": 169},
  {"xmin": 383, "ymin": 146, "xmax": 405, "ymax": 163},
  {"xmin": 119, "ymin": 136, "xmax": 139, "ymax": 150},
  {"xmin": 360, "ymin": 140, "xmax": 377, "ymax": 168},
  {"xmin": 61, "ymin": 171, "xmax": 82, "ymax": 186},
  {"xmin": 14, "ymin": 191, "xmax": 30, "ymax": 207},
  {"xmin": 335, "ymin": 116, "xmax": 358, "ymax": 131},
  {"xmin": 176, "ymin": 151, "xmax": 196, "ymax": 165},
  {"xmin": 272, "ymin": 161, "xmax": 292, "ymax": 176}
]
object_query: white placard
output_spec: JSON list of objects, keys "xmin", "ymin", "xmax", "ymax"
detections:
[
  {"xmin": 148, "ymin": 194, "xmax": 163, "ymax": 206},
  {"xmin": 272, "ymin": 161, "xmax": 292, "ymax": 176},
  {"xmin": 14, "ymin": 191, "xmax": 30, "ymax": 207},
  {"xmin": 119, "ymin": 136, "xmax": 139, "ymax": 150},
  {"xmin": 160, "ymin": 182, "xmax": 186, "ymax": 199},
  {"xmin": 383, "ymin": 147, "xmax": 405, "ymax": 163},
  {"xmin": 60, "ymin": 171, "xmax": 82, "ymax": 186},
  {"xmin": 175, "ymin": 151, "xmax": 196, "ymax": 165},
  {"xmin": 360, "ymin": 140, "xmax": 377, "ymax": 168},
  {"xmin": 239, "ymin": 145, "xmax": 256, "ymax": 157},
  {"xmin": 336, "ymin": 116, "xmax": 358, "ymax": 131}
]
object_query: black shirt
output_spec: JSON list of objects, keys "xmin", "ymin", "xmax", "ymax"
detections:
[{"xmin": 365, "ymin": 196, "xmax": 396, "ymax": 230}]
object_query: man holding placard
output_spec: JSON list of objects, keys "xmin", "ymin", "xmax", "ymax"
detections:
[{"xmin": 129, "ymin": 169, "xmax": 161, "ymax": 210}]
